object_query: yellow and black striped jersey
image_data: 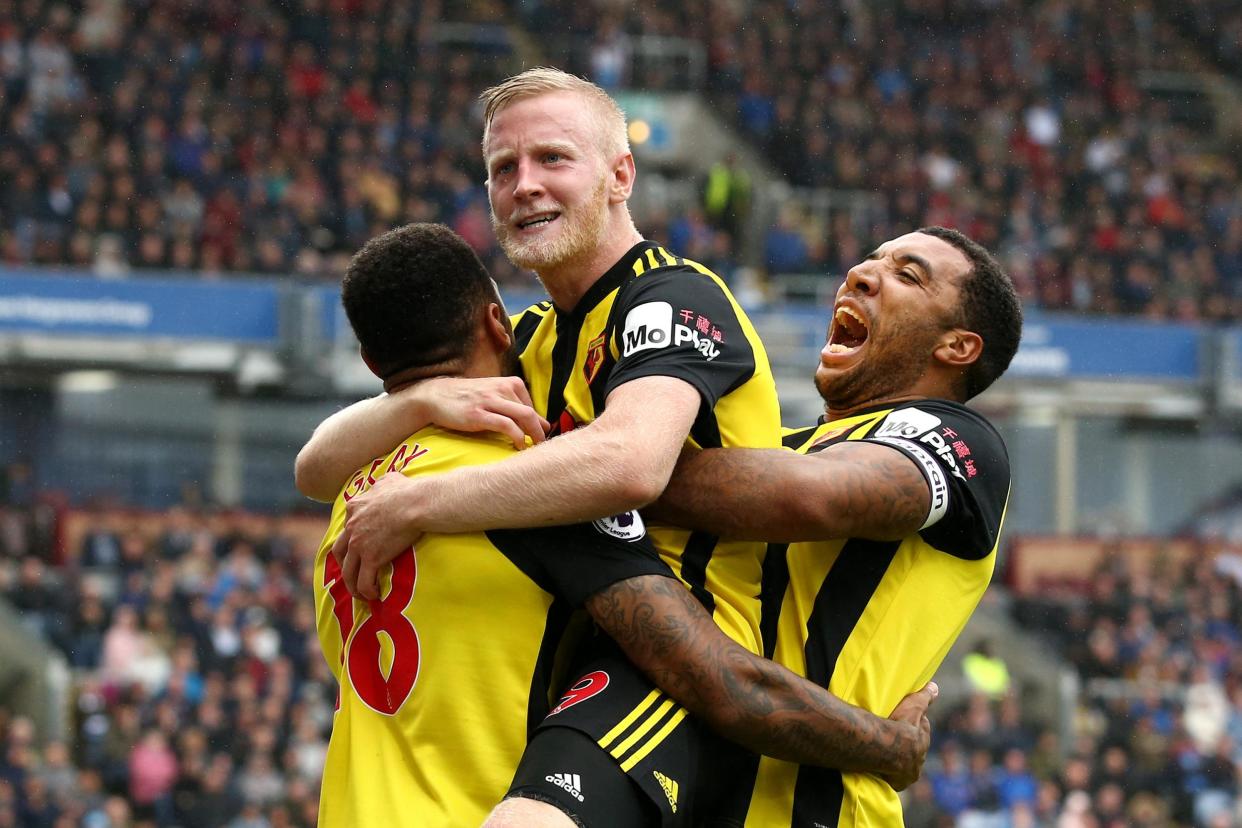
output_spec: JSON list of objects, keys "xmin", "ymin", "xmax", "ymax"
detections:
[
  {"xmin": 509, "ymin": 240, "xmax": 782, "ymax": 653},
  {"xmin": 314, "ymin": 427, "xmax": 672, "ymax": 828},
  {"xmin": 743, "ymin": 399, "xmax": 1011, "ymax": 827}
]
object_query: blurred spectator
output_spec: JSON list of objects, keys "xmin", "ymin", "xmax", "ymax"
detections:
[{"xmin": 962, "ymin": 640, "xmax": 1012, "ymax": 699}]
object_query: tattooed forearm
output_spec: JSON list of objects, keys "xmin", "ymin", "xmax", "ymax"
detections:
[
  {"xmin": 650, "ymin": 443, "xmax": 930, "ymax": 543},
  {"xmin": 586, "ymin": 575, "xmax": 929, "ymax": 788}
]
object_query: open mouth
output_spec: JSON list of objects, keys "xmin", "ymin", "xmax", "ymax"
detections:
[
  {"xmin": 516, "ymin": 212, "xmax": 560, "ymax": 230},
  {"xmin": 826, "ymin": 305, "xmax": 869, "ymax": 354}
]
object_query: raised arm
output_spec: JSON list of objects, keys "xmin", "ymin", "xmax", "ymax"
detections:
[
  {"xmin": 294, "ymin": 376, "xmax": 548, "ymax": 502},
  {"xmin": 585, "ymin": 574, "xmax": 933, "ymax": 789},
  {"xmin": 651, "ymin": 442, "xmax": 931, "ymax": 542},
  {"xmin": 334, "ymin": 376, "xmax": 701, "ymax": 597}
]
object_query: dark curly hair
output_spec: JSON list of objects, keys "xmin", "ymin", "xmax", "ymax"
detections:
[
  {"xmin": 917, "ymin": 226, "xmax": 1023, "ymax": 400},
  {"xmin": 341, "ymin": 223, "xmax": 496, "ymax": 379}
]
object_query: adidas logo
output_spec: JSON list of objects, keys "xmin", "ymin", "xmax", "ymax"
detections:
[
  {"xmin": 545, "ymin": 772, "xmax": 584, "ymax": 802},
  {"xmin": 652, "ymin": 771, "xmax": 679, "ymax": 813}
]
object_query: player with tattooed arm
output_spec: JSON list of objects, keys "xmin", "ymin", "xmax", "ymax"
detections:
[{"xmin": 652, "ymin": 227, "xmax": 1022, "ymax": 827}]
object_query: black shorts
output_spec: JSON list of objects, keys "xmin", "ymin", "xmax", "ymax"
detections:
[{"xmin": 507, "ymin": 635, "xmax": 748, "ymax": 826}]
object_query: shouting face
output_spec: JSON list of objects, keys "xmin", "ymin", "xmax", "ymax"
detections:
[{"xmin": 815, "ymin": 232, "xmax": 973, "ymax": 410}]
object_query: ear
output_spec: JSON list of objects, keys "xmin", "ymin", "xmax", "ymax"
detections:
[
  {"xmin": 608, "ymin": 152, "xmax": 636, "ymax": 204},
  {"xmin": 483, "ymin": 302, "xmax": 513, "ymax": 353},
  {"xmin": 934, "ymin": 329, "xmax": 983, "ymax": 368},
  {"xmin": 360, "ymin": 348, "xmax": 383, "ymax": 379}
]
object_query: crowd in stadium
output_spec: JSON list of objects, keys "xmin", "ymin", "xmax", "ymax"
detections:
[
  {"xmin": 4, "ymin": 535, "xmax": 1237, "ymax": 809},
  {"xmin": 0, "ymin": 503, "xmax": 329, "ymax": 827},
  {"xmin": 539, "ymin": 0, "xmax": 1242, "ymax": 322},
  {"xmin": 2, "ymin": 0, "xmax": 1241, "ymax": 322},
  {"xmin": 0, "ymin": 491, "xmax": 1241, "ymax": 826}
]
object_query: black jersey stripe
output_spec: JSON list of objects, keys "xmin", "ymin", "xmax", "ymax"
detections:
[
  {"xmin": 544, "ymin": 313, "xmax": 583, "ymax": 426},
  {"xmin": 791, "ymin": 766, "xmax": 846, "ymax": 828},
  {"xmin": 758, "ymin": 543, "xmax": 791, "ymax": 660},
  {"xmin": 513, "ymin": 308, "xmax": 546, "ymax": 352},
  {"xmin": 802, "ymin": 537, "xmax": 900, "ymax": 690},
  {"xmin": 525, "ymin": 598, "xmax": 575, "ymax": 740},
  {"xmin": 783, "ymin": 426, "xmax": 818, "ymax": 450},
  {"xmin": 789, "ymin": 537, "xmax": 900, "ymax": 826},
  {"xmin": 679, "ymin": 531, "xmax": 719, "ymax": 613},
  {"xmin": 690, "ymin": 402, "xmax": 723, "ymax": 450}
]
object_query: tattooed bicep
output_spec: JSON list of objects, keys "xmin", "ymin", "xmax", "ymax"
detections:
[{"xmin": 813, "ymin": 442, "xmax": 931, "ymax": 539}]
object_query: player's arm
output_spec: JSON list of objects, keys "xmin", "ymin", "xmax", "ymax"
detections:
[
  {"xmin": 585, "ymin": 574, "xmax": 933, "ymax": 789},
  {"xmin": 650, "ymin": 442, "xmax": 931, "ymax": 542},
  {"xmin": 294, "ymin": 376, "xmax": 548, "ymax": 502},
  {"xmin": 334, "ymin": 376, "xmax": 701, "ymax": 598}
]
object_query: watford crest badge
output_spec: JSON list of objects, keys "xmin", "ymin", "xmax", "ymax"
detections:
[{"xmin": 583, "ymin": 333, "xmax": 606, "ymax": 384}]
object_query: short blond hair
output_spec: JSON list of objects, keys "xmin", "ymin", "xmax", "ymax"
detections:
[{"xmin": 480, "ymin": 67, "xmax": 630, "ymax": 160}]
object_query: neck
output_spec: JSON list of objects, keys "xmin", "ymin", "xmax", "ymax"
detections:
[
  {"xmin": 383, "ymin": 362, "xmax": 458, "ymax": 393},
  {"xmin": 824, "ymin": 393, "xmax": 926, "ymax": 422},
  {"xmin": 823, "ymin": 377, "xmax": 962, "ymax": 421},
  {"xmin": 538, "ymin": 224, "xmax": 643, "ymax": 311}
]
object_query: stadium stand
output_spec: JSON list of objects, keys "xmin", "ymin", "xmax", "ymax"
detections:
[
  {"xmin": 534, "ymin": 0, "xmax": 1242, "ymax": 320},
  {"xmin": 2, "ymin": 0, "xmax": 1241, "ymax": 321}
]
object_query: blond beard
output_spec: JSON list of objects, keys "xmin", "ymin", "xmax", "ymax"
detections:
[{"xmin": 493, "ymin": 175, "xmax": 610, "ymax": 275}]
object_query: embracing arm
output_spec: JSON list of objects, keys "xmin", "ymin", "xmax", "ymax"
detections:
[
  {"xmin": 333, "ymin": 376, "xmax": 700, "ymax": 598},
  {"xmin": 397, "ymin": 376, "xmax": 699, "ymax": 529},
  {"xmin": 585, "ymin": 575, "xmax": 933, "ymax": 789},
  {"xmin": 294, "ymin": 377, "xmax": 548, "ymax": 502},
  {"xmin": 651, "ymin": 442, "xmax": 931, "ymax": 542}
]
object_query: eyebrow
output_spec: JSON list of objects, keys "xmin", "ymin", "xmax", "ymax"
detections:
[
  {"xmin": 896, "ymin": 252, "xmax": 934, "ymax": 280},
  {"xmin": 865, "ymin": 248, "xmax": 935, "ymax": 280},
  {"xmin": 486, "ymin": 140, "xmax": 578, "ymax": 169}
]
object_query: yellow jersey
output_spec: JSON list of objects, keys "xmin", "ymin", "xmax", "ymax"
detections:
[
  {"xmin": 742, "ymin": 399, "xmax": 1011, "ymax": 827},
  {"xmin": 314, "ymin": 427, "xmax": 671, "ymax": 827}
]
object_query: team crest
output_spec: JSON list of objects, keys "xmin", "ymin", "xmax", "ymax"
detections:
[{"xmin": 583, "ymin": 333, "xmax": 607, "ymax": 384}]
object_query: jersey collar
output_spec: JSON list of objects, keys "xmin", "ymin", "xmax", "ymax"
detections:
[
  {"xmin": 556, "ymin": 241, "xmax": 659, "ymax": 317},
  {"xmin": 818, "ymin": 396, "xmax": 958, "ymax": 425}
]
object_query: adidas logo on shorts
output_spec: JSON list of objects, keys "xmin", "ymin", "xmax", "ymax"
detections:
[
  {"xmin": 652, "ymin": 770, "xmax": 679, "ymax": 813},
  {"xmin": 545, "ymin": 772, "xmax": 584, "ymax": 802}
]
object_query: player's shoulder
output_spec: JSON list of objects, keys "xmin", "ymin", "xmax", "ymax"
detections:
[
  {"xmin": 381, "ymin": 425, "xmax": 516, "ymax": 478},
  {"xmin": 629, "ymin": 243, "xmax": 730, "ymax": 288},
  {"xmin": 782, "ymin": 423, "xmax": 821, "ymax": 450},
  {"xmin": 510, "ymin": 300, "xmax": 554, "ymax": 328},
  {"xmin": 875, "ymin": 398, "xmax": 1005, "ymax": 446}
]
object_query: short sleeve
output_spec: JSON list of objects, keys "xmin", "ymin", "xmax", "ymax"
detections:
[
  {"xmin": 605, "ymin": 267, "xmax": 757, "ymax": 409},
  {"xmin": 486, "ymin": 510, "xmax": 675, "ymax": 606},
  {"xmin": 862, "ymin": 401, "xmax": 1010, "ymax": 560}
]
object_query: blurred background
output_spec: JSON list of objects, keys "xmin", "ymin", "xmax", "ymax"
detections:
[{"xmin": 1, "ymin": 0, "xmax": 1242, "ymax": 825}]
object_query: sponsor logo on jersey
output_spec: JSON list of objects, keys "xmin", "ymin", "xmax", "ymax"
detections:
[
  {"xmin": 622, "ymin": 301, "xmax": 673, "ymax": 356},
  {"xmin": 622, "ymin": 301, "xmax": 721, "ymax": 362},
  {"xmin": 584, "ymin": 332, "xmax": 607, "ymax": 384},
  {"xmin": 545, "ymin": 773, "xmax": 585, "ymax": 802},
  {"xmin": 549, "ymin": 670, "xmax": 610, "ymax": 716},
  {"xmin": 593, "ymin": 510, "xmax": 647, "ymax": 542},
  {"xmin": 672, "ymin": 323, "xmax": 721, "ymax": 361},
  {"xmin": 913, "ymin": 427, "xmax": 968, "ymax": 481},
  {"xmin": 652, "ymin": 771, "xmax": 679, "ymax": 813},
  {"xmin": 874, "ymin": 407, "xmax": 942, "ymax": 440},
  {"xmin": 870, "ymin": 436, "xmax": 951, "ymax": 529}
]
